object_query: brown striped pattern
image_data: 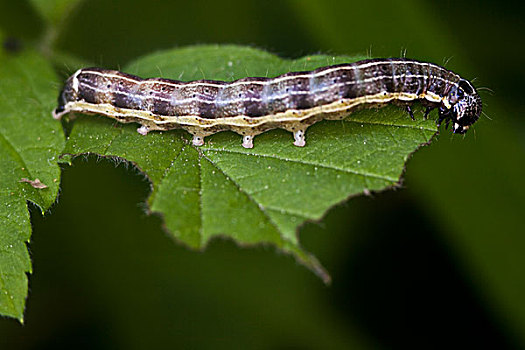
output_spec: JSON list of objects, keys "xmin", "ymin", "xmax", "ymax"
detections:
[{"xmin": 53, "ymin": 58, "xmax": 482, "ymax": 148}]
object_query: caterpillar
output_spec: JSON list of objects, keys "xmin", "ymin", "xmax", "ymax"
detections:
[{"xmin": 53, "ymin": 58, "xmax": 482, "ymax": 148}]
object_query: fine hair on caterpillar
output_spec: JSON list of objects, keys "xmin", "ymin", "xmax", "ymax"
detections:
[{"xmin": 53, "ymin": 58, "xmax": 482, "ymax": 148}]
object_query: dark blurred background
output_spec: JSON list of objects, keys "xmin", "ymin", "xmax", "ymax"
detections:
[{"xmin": 0, "ymin": 0, "xmax": 524, "ymax": 348}]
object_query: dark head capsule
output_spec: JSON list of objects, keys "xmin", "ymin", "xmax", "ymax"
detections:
[{"xmin": 440, "ymin": 79, "xmax": 482, "ymax": 134}]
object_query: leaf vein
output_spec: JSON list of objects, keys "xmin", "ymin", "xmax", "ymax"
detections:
[
  {"xmin": 200, "ymin": 152, "xmax": 287, "ymax": 245},
  {"xmin": 344, "ymin": 117, "xmax": 436, "ymax": 132},
  {"xmin": 203, "ymin": 148, "xmax": 397, "ymax": 182}
]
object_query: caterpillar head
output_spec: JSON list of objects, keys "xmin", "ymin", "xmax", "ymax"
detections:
[{"xmin": 439, "ymin": 79, "xmax": 482, "ymax": 134}]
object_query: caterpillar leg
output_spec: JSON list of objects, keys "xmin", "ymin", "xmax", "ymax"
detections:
[
  {"xmin": 405, "ymin": 105, "xmax": 415, "ymax": 121},
  {"xmin": 192, "ymin": 135, "xmax": 204, "ymax": 147},
  {"xmin": 242, "ymin": 135, "xmax": 254, "ymax": 149},
  {"xmin": 293, "ymin": 129, "xmax": 306, "ymax": 147},
  {"xmin": 137, "ymin": 125, "xmax": 150, "ymax": 135},
  {"xmin": 423, "ymin": 106, "xmax": 434, "ymax": 119},
  {"xmin": 52, "ymin": 108, "xmax": 67, "ymax": 120}
]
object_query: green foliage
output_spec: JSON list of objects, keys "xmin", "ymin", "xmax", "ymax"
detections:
[
  {"xmin": 0, "ymin": 2, "xmax": 523, "ymax": 346},
  {"xmin": 62, "ymin": 45, "xmax": 437, "ymax": 282},
  {"xmin": 0, "ymin": 38, "xmax": 437, "ymax": 320},
  {"xmin": 0, "ymin": 50, "xmax": 64, "ymax": 321}
]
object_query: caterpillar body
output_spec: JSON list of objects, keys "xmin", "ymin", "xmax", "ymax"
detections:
[{"xmin": 53, "ymin": 58, "xmax": 482, "ymax": 148}]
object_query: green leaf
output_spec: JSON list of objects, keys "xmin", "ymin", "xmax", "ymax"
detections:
[
  {"xmin": 62, "ymin": 45, "xmax": 437, "ymax": 281},
  {"xmin": 0, "ymin": 49, "xmax": 64, "ymax": 321}
]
